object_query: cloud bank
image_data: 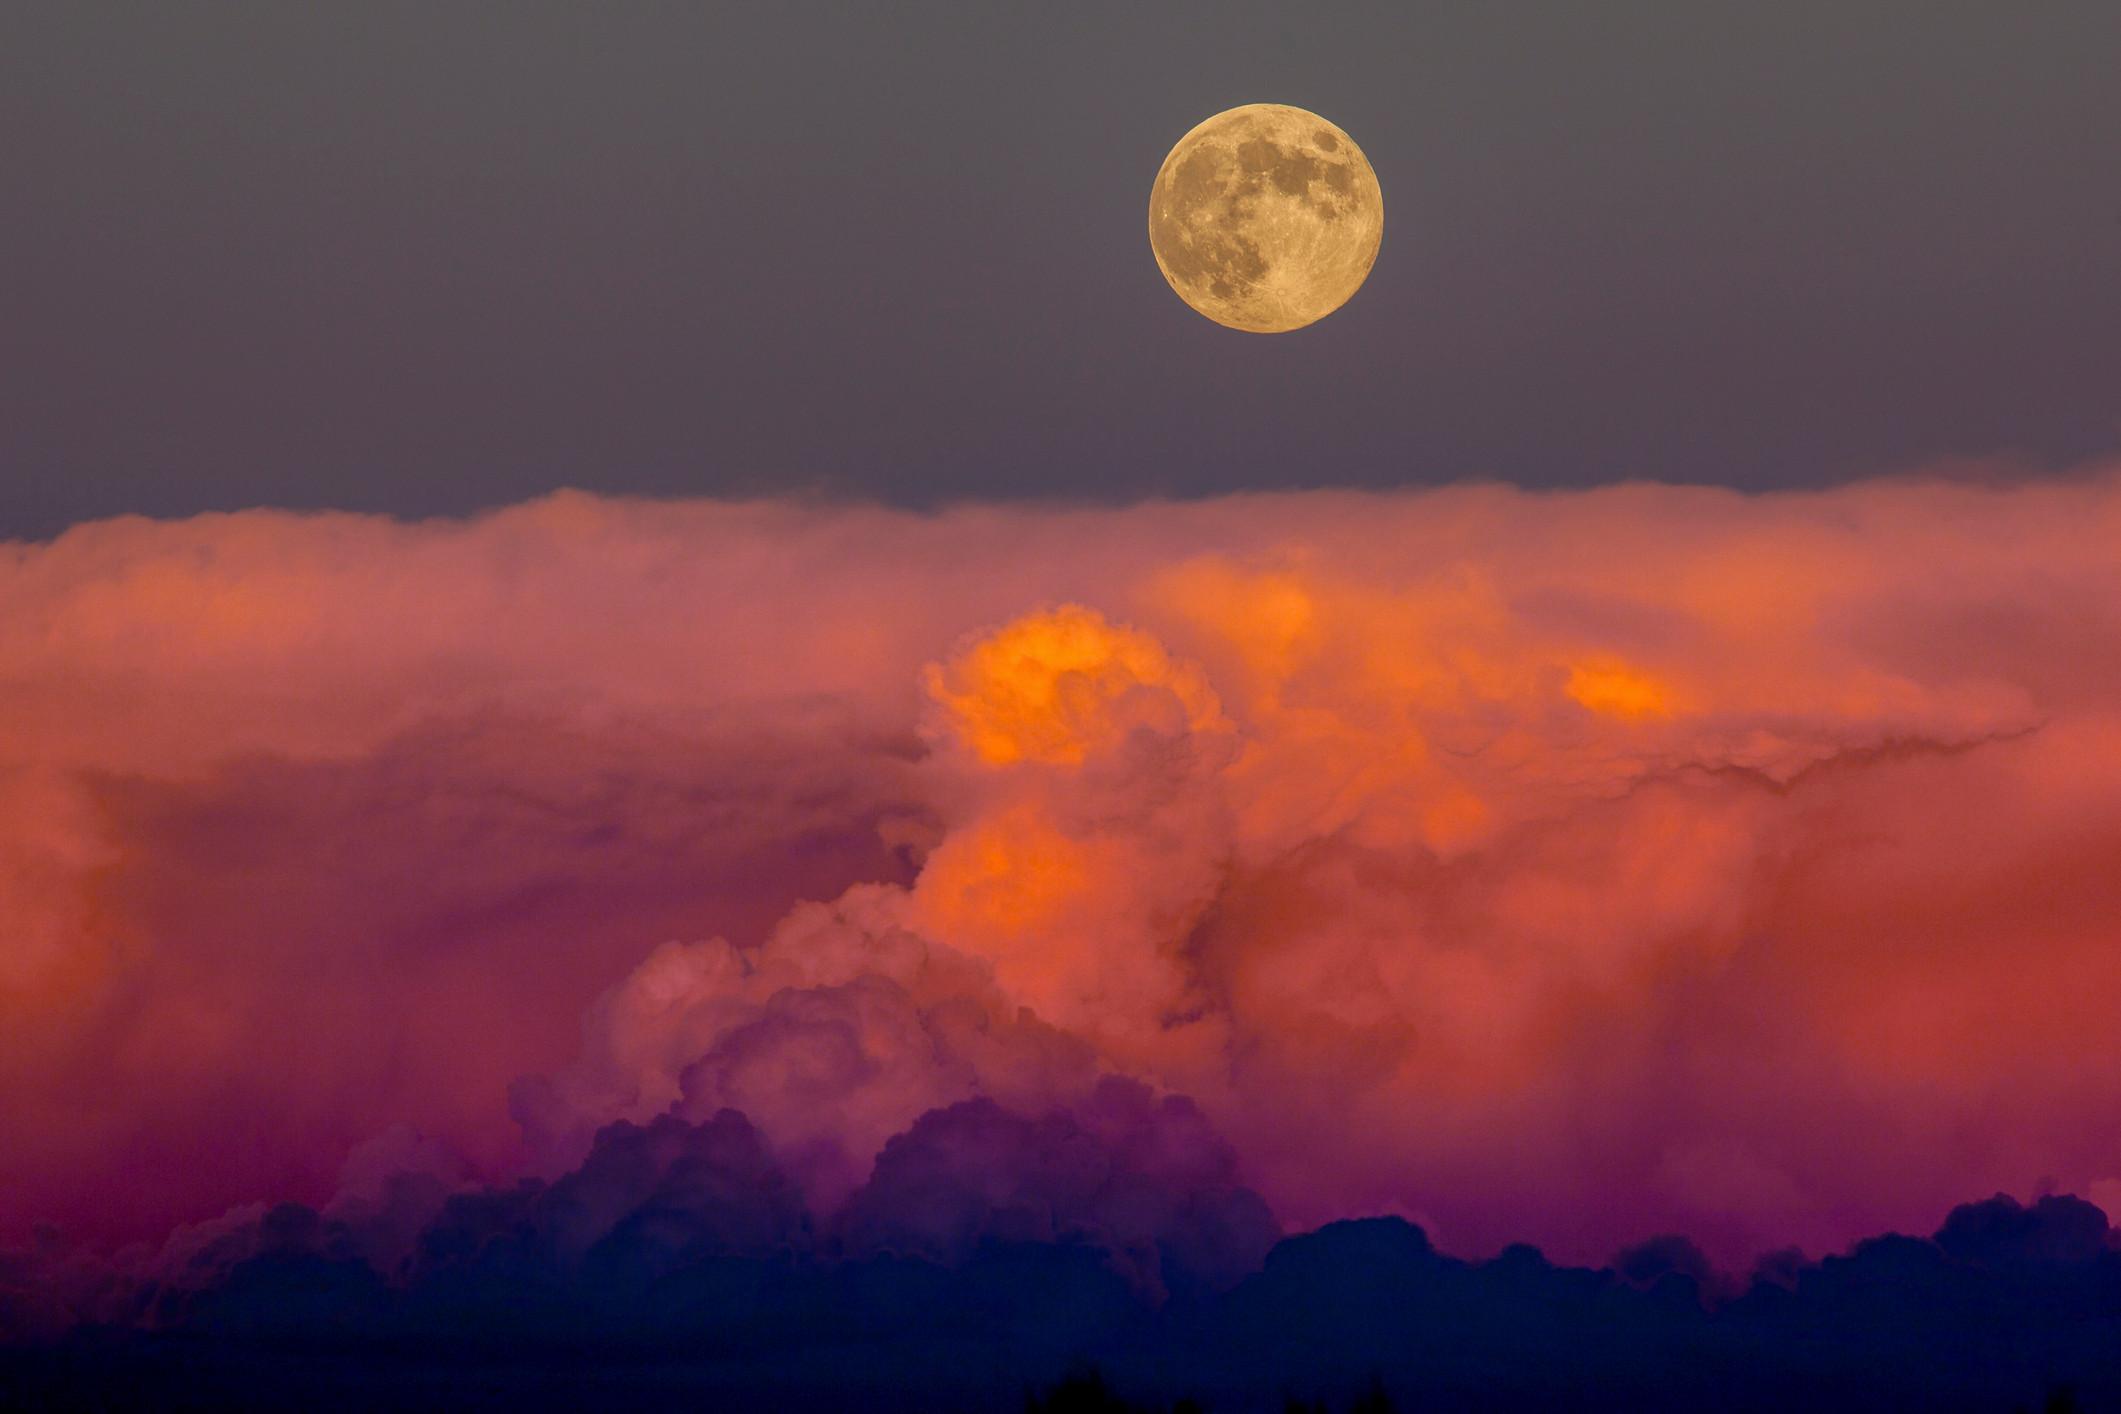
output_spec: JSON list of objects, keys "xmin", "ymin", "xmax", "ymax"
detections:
[{"xmin": 5, "ymin": 474, "xmax": 2121, "ymax": 1280}]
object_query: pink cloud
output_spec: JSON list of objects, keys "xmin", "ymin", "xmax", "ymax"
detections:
[{"xmin": 5, "ymin": 472, "xmax": 2120, "ymax": 1267}]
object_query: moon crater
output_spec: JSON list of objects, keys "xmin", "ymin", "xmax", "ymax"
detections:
[{"xmin": 1148, "ymin": 104, "xmax": 1383, "ymax": 333}]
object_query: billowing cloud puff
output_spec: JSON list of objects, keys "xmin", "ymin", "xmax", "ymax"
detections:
[
  {"xmin": 921, "ymin": 603, "xmax": 1232, "ymax": 769},
  {"xmin": 513, "ymin": 884, "xmax": 1099, "ymax": 1212},
  {"xmin": 412, "ymin": 1108, "xmax": 808, "ymax": 1280},
  {"xmin": 5, "ymin": 474, "xmax": 2121, "ymax": 1275},
  {"xmin": 838, "ymin": 1079, "xmax": 1279, "ymax": 1296}
]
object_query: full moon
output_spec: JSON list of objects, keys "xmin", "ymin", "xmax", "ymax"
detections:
[{"xmin": 1148, "ymin": 103, "xmax": 1383, "ymax": 333}]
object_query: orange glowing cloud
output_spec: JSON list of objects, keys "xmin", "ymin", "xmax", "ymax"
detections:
[
  {"xmin": 4, "ymin": 472, "xmax": 2121, "ymax": 1269},
  {"xmin": 1565, "ymin": 660, "xmax": 1674, "ymax": 719},
  {"xmin": 923, "ymin": 603, "xmax": 1231, "ymax": 767}
]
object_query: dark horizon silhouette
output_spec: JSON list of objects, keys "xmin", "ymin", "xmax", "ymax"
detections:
[{"xmin": 7, "ymin": 1099, "xmax": 2121, "ymax": 1412}]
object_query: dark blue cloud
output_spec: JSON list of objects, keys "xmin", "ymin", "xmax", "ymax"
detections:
[{"xmin": 6, "ymin": 1100, "xmax": 2121, "ymax": 1412}]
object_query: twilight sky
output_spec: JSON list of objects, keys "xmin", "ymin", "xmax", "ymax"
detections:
[
  {"xmin": 4, "ymin": 2, "xmax": 2121, "ymax": 537},
  {"xmin": 10, "ymin": 11, "xmax": 2121, "ymax": 1400}
]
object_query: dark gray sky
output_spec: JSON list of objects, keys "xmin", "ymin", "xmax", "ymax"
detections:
[{"xmin": 4, "ymin": 2, "xmax": 2118, "ymax": 538}]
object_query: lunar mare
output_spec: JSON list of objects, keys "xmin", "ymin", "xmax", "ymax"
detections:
[{"xmin": 1148, "ymin": 103, "xmax": 1383, "ymax": 333}]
